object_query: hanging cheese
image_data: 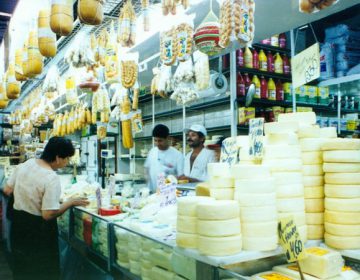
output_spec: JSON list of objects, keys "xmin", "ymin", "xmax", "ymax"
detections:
[
  {"xmin": 27, "ymin": 30, "xmax": 43, "ymax": 76},
  {"xmin": 304, "ymin": 186, "xmax": 324, "ymax": 199},
  {"xmin": 78, "ymin": 0, "xmax": 103, "ymax": 25},
  {"xmin": 197, "ymin": 218, "xmax": 241, "ymax": 237},
  {"xmin": 322, "ymin": 139, "xmax": 360, "ymax": 151},
  {"xmin": 38, "ymin": 9, "xmax": 57, "ymax": 57},
  {"xmin": 323, "ymin": 150, "xmax": 360, "ymax": 163},
  {"xmin": 325, "ymin": 173, "xmax": 360, "ymax": 185},
  {"xmin": 198, "ymin": 235, "xmax": 242, "ymax": 256},
  {"xmin": 50, "ymin": 0, "xmax": 73, "ymax": 36},
  {"xmin": 325, "ymin": 210, "xmax": 360, "ymax": 225},
  {"xmin": 325, "ymin": 233, "xmax": 360, "ymax": 250},
  {"xmin": 5, "ymin": 64, "xmax": 20, "ymax": 99},
  {"xmin": 325, "ymin": 185, "xmax": 360, "ymax": 198},
  {"xmin": 303, "ymin": 164, "xmax": 323, "ymax": 176},
  {"xmin": 323, "ymin": 162, "xmax": 360, "ymax": 173},
  {"xmin": 325, "ymin": 198, "xmax": 360, "ymax": 212},
  {"xmin": 197, "ymin": 200, "xmax": 239, "ymax": 220},
  {"xmin": 306, "ymin": 212, "xmax": 324, "ymax": 225},
  {"xmin": 14, "ymin": 49, "xmax": 27, "ymax": 81},
  {"xmin": 21, "ymin": 43, "xmax": 30, "ymax": 77}
]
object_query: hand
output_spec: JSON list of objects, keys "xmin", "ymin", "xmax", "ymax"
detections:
[
  {"xmin": 177, "ymin": 175, "xmax": 188, "ymax": 181},
  {"xmin": 70, "ymin": 197, "xmax": 89, "ymax": 207}
]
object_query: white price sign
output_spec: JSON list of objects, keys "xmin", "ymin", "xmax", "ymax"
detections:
[{"xmin": 249, "ymin": 118, "xmax": 264, "ymax": 159}]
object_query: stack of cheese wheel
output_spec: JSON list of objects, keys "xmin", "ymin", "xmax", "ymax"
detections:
[
  {"xmin": 207, "ymin": 162, "xmax": 234, "ymax": 200},
  {"xmin": 150, "ymin": 246, "xmax": 175, "ymax": 277},
  {"xmin": 196, "ymin": 200, "xmax": 242, "ymax": 256},
  {"xmin": 140, "ymin": 238, "xmax": 155, "ymax": 280},
  {"xmin": 262, "ymin": 120, "xmax": 307, "ymax": 242},
  {"xmin": 78, "ymin": 0, "xmax": 104, "ymax": 25},
  {"xmin": 232, "ymin": 164, "xmax": 278, "ymax": 251},
  {"xmin": 237, "ymin": 136, "xmax": 257, "ymax": 165},
  {"xmin": 176, "ymin": 196, "xmax": 214, "ymax": 249},
  {"xmin": 50, "ymin": 0, "xmax": 74, "ymax": 36},
  {"xmin": 298, "ymin": 125, "xmax": 325, "ymax": 240},
  {"xmin": 323, "ymin": 138, "xmax": 360, "ymax": 250},
  {"xmin": 27, "ymin": 30, "xmax": 43, "ymax": 76},
  {"xmin": 115, "ymin": 227, "xmax": 130, "ymax": 269},
  {"xmin": 14, "ymin": 48, "xmax": 27, "ymax": 81},
  {"xmin": 38, "ymin": 9, "xmax": 57, "ymax": 57},
  {"xmin": 128, "ymin": 232, "xmax": 142, "ymax": 275},
  {"xmin": 5, "ymin": 63, "xmax": 20, "ymax": 99},
  {"xmin": 0, "ymin": 78, "xmax": 9, "ymax": 109}
]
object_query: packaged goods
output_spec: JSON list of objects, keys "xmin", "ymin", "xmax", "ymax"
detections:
[
  {"xmin": 78, "ymin": 0, "xmax": 103, "ymax": 25},
  {"xmin": 5, "ymin": 64, "xmax": 20, "ymax": 99},
  {"xmin": 118, "ymin": 1, "xmax": 136, "ymax": 47},
  {"xmin": 299, "ymin": 0, "xmax": 339, "ymax": 14},
  {"xmin": 27, "ymin": 30, "xmax": 44, "ymax": 76},
  {"xmin": 50, "ymin": 0, "xmax": 74, "ymax": 36},
  {"xmin": 38, "ymin": 9, "xmax": 57, "ymax": 57},
  {"xmin": 121, "ymin": 95, "xmax": 133, "ymax": 149}
]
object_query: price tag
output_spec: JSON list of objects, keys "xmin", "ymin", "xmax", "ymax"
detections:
[
  {"xmin": 249, "ymin": 118, "xmax": 264, "ymax": 159},
  {"xmin": 96, "ymin": 187, "xmax": 102, "ymax": 210},
  {"xmin": 220, "ymin": 137, "xmax": 239, "ymax": 165},
  {"xmin": 157, "ymin": 174, "xmax": 176, "ymax": 208},
  {"xmin": 278, "ymin": 217, "xmax": 307, "ymax": 263},
  {"xmin": 292, "ymin": 43, "xmax": 320, "ymax": 89}
]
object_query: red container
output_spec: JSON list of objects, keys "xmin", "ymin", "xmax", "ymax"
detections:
[
  {"xmin": 279, "ymin": 33, "xmax": 287, "ymax": 48},
  {"xmin": 276, "ymin": 80, "xmax": 284, "ymax": 101},
  {"xmin": 260, "ymin": 76, "xmax": 268, "ymax": 99},
  {"xmin": 222, "ymin": 54, "xmax": 230, "ymax": 69},
  {"xmin": 237, "ymin": 72, "xmax": 246, "ymax": 97},
  {"xmin": 99, "ymin": 208, "xmax": 121, "ymax": 216},
  {"xmin": 283, "ymin": 54, "xmax": 291, "ymax": 75},
  {"xmin": 267, "ymin": 51, "xmax": 274, "ymax": 73},
  {"xmin": 252, "ymin": 49, "xmax": 259, "ymax": 69},
  {"xmin": 243, "ymin": 73, "xmax": 251, "ymax": 93},
  {"xmin": 236, "ymin": 48, "xmax": 244, "ymax": 67}
]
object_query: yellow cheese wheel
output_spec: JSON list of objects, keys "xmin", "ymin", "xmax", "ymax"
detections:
[
  {"xmin": 307, "ymin": 224, "xmax": 324, "ymax": 240},
  {"xmin": 323, "ymin": 163, "xmax": 360, "ymax": 173},
  {"xmin": 325, "ymin": 210, "xmax": 360, "ymax": 225},
  {"xmin": 302, "ymin": 151, "xmax": 323, "ymax": 164},
  {"xmin": 323, "ymin": 150, "xmax": 360, "ymax": 163},
  {"xmin": 176, "ymin": 232, "xmax": 197, "ymax": 249},
  {"xmin": 38, "ymin": 9, "xmax": 57, "ymax": 57},
  {"xmin": 325, "ymin": 185, "xmax": 360, "ymax": 198},
  {"xmin": 304, "ymin": 186, "xmax": 324, "ymax": 199},
  {"xmin": 303, "ymin": 164, "xmax": 324, "ymax": 176},
  {"xmin": 322, "ymin": 139, "xmax": 360, "ymax": 151},
  {"xmin": 325, "ymin": 222, "xmax": 360, "ymax": 237},
  {"xmin": 325, "ymin": 198, "xmax": 360, "ymax": 212},
  {"xmin": 305, "ymin": 198, "xmax": 324, "ymax": 213},
  {"xmin": 325, "ymin": 233, "xmax": 360, "ymax": 250},
  {"xmin": 325, "ymin": 173, "xmax": 360, "ymax": 185},
  {"xmin": 303, "ymin": 175, "xmax": 324, "ymax": 187},
  {"xmin": 78, "ymin": 0, "xmax": 103, "ymax": 25},
  {"xmin": 50, "ymin": 0, "xmax": 74, "ymax": 36},
  {"xmin": 306, "ymin": 212, "xmax": 324, "ymax": 225}
]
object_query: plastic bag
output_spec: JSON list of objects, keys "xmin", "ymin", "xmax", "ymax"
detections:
[
  {"xmin": 43, "ymin": 65, "xmax": 59, "ymax": 93},
  {"xmin": 65, "ymin": 76, "xmax": 79, "ymax": 105},
  {"xmin": 118, "ymin": 0, "xmax": 136, "ymax": 47},
  {"xmin": 299, "ymin": 0, "xmax": 339, "ymax": 14},
  {"xmin": 105, "ymin": 21, "xmax": 119, "ymax": 82},
  {"xmin": 65, "ymin": 33, "xmax": 95, "ymax": 68},
  {"xmin": 194, "ymin": 50, "xmax": 210, "ymax": 90},
  {"xmin": 157, "ymin": 65, "xmax": 173, "ymax": 97},
  {"xmin": 173, "ymin": 58, "xmax": 194, "ymax": 84},
  {"xmin": 160, "ymin": 26, "xmax": 177, "ymax": 66},
  {"xmin": 38, "ymin": 9, "xmax": 57, "ymax": 57},
  {"xmin": 319, "ymin": 43, "xmax": 335, "ymax": 81},
  {"xmin": 175, "ymin": 21, "xmax": 194, "ymax": 62}
]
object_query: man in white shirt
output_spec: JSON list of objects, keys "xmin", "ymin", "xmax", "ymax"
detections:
[
  {"xmin": 144, "ymin": 124, "xmax": 184, "ymax": 193},
  {"xmin": 178, "ymin": 124, "xmax": 216, "ymax": 182}
]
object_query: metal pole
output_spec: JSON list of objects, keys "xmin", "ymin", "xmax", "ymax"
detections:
[
  {"xmin": 337, "ymin": 84, "xmax": 341, "ymax": 135},
  {"xmin": 183, "ymin": 105, "xmax": 186, "ymax": 158},
  {"xmin": 290, "ymin": 29, "xmax": 297, "ymax": 112},
  {"xmin": 230, "ymin": 50, "xmax": 237, "ymax": 137},
  {"xmin": 152, "ymin": 94, "xmax": 155, "ymax": 148}
]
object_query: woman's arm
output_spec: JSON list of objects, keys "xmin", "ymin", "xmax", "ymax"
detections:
[
  {"xmin": 2, "ymin": 184, "xmax": 14, "ymax": 196},
  {"xmin": 42, "ymin": 198, "xmax": 89, "ymax": 221}
]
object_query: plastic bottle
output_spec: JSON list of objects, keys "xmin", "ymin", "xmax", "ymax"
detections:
[
  {"xmin": 274, "ymin": 53, "xmax": 283, "ymax": 74},
  {"xmin": 283, "ymin": 54, "xmax": 291, "ymax": 75},
  {"xmin": 252, "ymin": 49, "xmax": 259, "ymax": 69},
  {"xmin": 243, "ymin": 73, "xmax": 251, "ymax": 93},
  {"xmin": 268, "ymin": 78, "xmax": 276, "ymax": 100},
  {"xmin": 252, "ymin": 75, "xmax": 261, "ymax": 99},
  {"xmin": 237, "ymin": 72, "xmax": 246, "ymax": 97},
  {"xmin": 276, "ymin": 80, "xmax": 284, "ymax": 101},
  {"xmin": 261, "ymin": 38, "xmax": 271, "ymax": 45},
  {"xmin": 267, "ymin": 51, "xmax": 274, "ymax": 73},
  {"xmin": 244, "ymin": 47, "xmax": 253, "ymax": 68},
  {"xmin": 259, "ymin": 50, "xmax": 267, "ymax": 72},
  {"xmin": 237, "ymin": 48, "xmax": 244, "ymax": 67},
  {"xmin": 271, "ymin": 34, "xmax": 279, "ymax": 47},
  {"xmin": 279, "ymin": 33, "xmax": 287, "ymax": 48},
  {"xmin": 260, "ymin": 76, "xmax": 268, "ymax": 99}
]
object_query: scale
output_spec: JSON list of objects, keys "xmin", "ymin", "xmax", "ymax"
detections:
[{"xmin": 100, "ymin": 149, "xmax": 114, "ymax": 188}]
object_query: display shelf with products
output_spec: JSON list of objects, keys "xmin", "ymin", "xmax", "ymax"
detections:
[
  {"xmin": 252, "ymin": 43, "xmax": 291, "ymax": 54},
  {"xmin": 237, "ymin": 67, "xmax": 292, "ymax": 82},
  {"xmin": 318, "ymin": 74, "xmax": 360, "ymax": 88}
]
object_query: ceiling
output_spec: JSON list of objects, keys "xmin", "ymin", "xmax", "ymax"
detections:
[{"xmin": 0, "ymin": 0, "xmax": 19, "ymax": 45}]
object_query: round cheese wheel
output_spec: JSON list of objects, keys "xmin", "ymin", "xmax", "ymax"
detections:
[
  {"xmin": 325, "ymin": 185, "xmax": 360, "ymax": 198},
  {"xmin": 234, "ymin": 193, "xmax": 276, "ymax": 207},
  {"xmin": 177, "ymin": 215, "xmax": 197, "ymax": 234},
  {"xmin": 298, "ymin": 225, "xmax": 308, "ymax": 243},
  {"xmin": 278, "ymin": 211, "xmax": 306, "ymax": 226},
  {"xmin": 303, "ymin": 164, "xmax": 324, "ymax": 176},
  {"xmin": 302, "ymin": 151, "xmax": 323, "ymax": 164},
  {"xmin": 325, "ymin": 173, "xmax": 360, "ymax": 185},
  {"xmin": 298, "ymin": 126, "xmax": 321, "ymax": 139},
  {"xmin": 300, "ymin": 138, "xmax": 324, "ymax": 152},
  {"xmin": 325, "ymin": 210, "xmax": 360, "ymax": 225},
  {"xmin": 305, "ymin": 198, "xmax": 324, "ymax": 213},
  {"xmin": 208, "ymin": 162, "xmax": 231, "ymax": 177},
  {"xmin": 198, "ymin": 235, "xmax": 242, "ymax": 256},
  {"xmin": 303, "ymin": 175, "xmax": 324, "ymax": 187},
  {"xmin": 242, "ymin": 221, "xmax": 277, "ymax": 238},
  {"xmin": 278, "ymin": 112, "xmax": 316, "ymax": 125},
  {"xmin": 276, "ymin": 183, "xmax": 304, "ymax": 198},
  {"xmin": 209, "ymin": 188, "xmax": 235, "ymax": 200},
  {"xmin": 307, "ymin": 224, "xmax": 324, "ymax": 240},
  {"xmin": 323, "ymin": 163, "xmax": 360, "ymax": 173},
  {"xmin": 325, "ymin": 198, "xmax": 360, "ymax": 212},
  {"xmin": 209, "ymin": 176, "xmax": 234, "ymax": 188},
  {"xmin": 128, "ymin": 250, "xmax": 141, "ymax": 260},
  {"xmin": 271, "ymin": 172, "xmax": 303, "ymax": 185},
  {"xmin": 197, "ymin": 218, "xmax": 241, "ymax": 237},
  {"xmin": 263, "ymin": 145, "xmax": 301, "ymax": 159},
  {"xmin": 242, "ymin": 236, "xmax": 278, "ymax": 251},
  {"xmin": 323, "ymin": 150, "xmax": 360, "ymax": 163},
  {"xmin": 325, "ymin": 233, "xmax": 360, "ymax": 250},
  {"xmin": 235, "ymin": 178, "xmax": 275, "ymax": 193},
  {"xmin": 197, "ymin": 200, "xmax": 239, "ymax": 220},
  {"xmin": 277, "ymin": 197, "xmax": 305, "ymax": 212},
  {"xmin": 322, "ymin": 139, "xmax": 360, "ymax": 151},
  {"xmin": 264, "ymin": 121, "xmax": 299, "ymax": 135},
  {"xmin": 306, "ymin": 212, "xmax": 324, "ymax": 225},
  {"xmin": 117, "ymin": 261, "xmax": 130, "ymax": 269},
  {"xmin": 304, "ymin": 186, "xmax": 324, "ymax": 199},
  {"xmin": 177, "ymin": 196, "xmax": 215, "ymax": 216},
  {"xmin": 240, "ymin": 206, "xmax": 277, "ymax": 223},
  {"xmin": 231, "ymin": 164, "xmax": 271, "ymax": 179},
  {"xmin": 176, "ymin": 232, "xmax": 197, "ymax": 249},
  {"xmin": 262, "ymin": 159, "xmax": 303, "ymax": 172},
  {"xmin": 325, "ymin": 222, "xmax": 360, "ymax": 237},
  {"xmin": 265, "ymin": 132, "xmax": 299, "ymax": 146},
  {"xmin": 320, "ymin": 127, "xmax": 337, "ymax": 139}
]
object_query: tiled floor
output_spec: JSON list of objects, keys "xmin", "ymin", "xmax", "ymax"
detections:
[{"xmin": 0, "ymin": 241, "xmax": 13, "ymax": 280}]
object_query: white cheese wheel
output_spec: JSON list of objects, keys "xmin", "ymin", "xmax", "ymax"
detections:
[
  {"xmin": 278, "ymin": 112, "xmax": 316, "ymax": 126},
  {"xmin": 302, "ymin": 151, "xmax": 323, "ymax": 164},
  {"xmin": 177, "ymin": 196, "xmax": 215, "ymax": 216},
  {"xmin": 323, "ymin": 150, "xmax": 360, "ymax": 163},
  {"xmin": 325, "ymin": 233, "xmax": 360, "ymax": 250},
  {"xmin": 235, "ymin": 192, "xmax": 277, "ymax": 207},
  {"xmin": 271, "ymin": 172, "xmax": 303, "ymax": 185},
  {"xmin": 303, "ymin": 175, "xmax": 324, "ymax": 187},
  {"xmin": 117, "ymin": 261, "xmax": 130, "ymax": 269},
  {"xmin": 129, "ymin": 260, "xmax": 141, "ymax": 275},
  {"xmin": 305, "ymin": 198, "xmax": 324, "ymax": 213},
  {"xmin": 208, "ymin": 162, "xmax": 231, "ymax": 177},
  {"xmin": 177, "ymin": 215, "xmax": 197, "ymax": 234},
  {"xmin": 241, "ymin": 221, "xmax": 277, "ymax": 238},
  {"xmin": 198, "ymin": 235, "xmax": 242, "ymax": 256},
  {"xmin": 231, "ymin": 164, "xmax": 271, "ymax": 179},
  {"xmin": 197, "ymin": 200, "xmax": 239, "ymax": 220},
  {"xmin": 117, "ymin": 253, "xmax": 129, "ymax": 262},
  {"xmin": 264, "ymin": 121, "xmax": 299, "ymax": 135},
  {"xmin": 276, "ymin": 184, "xmax": 304, "ymax": 198},
  {"xmin": 325, "ymin": 210, "xmax": 360, "ymax": 225},
  {"xmin": 303, "ymin": 164, "xmax": 324, "ymax": 176},
  {"xmin": 197, "ymin": 218, "xmax": 241, "ymax": 237},
  {"xmin": 151, "ymin": 267, "xmax": 176, "ymax": 280},
  {"xmin": 277, "ymin": 198, "xmax": 305, "ymax": 212},
  {"xmin": 176, "ymin": 232, "xmax": 197, "ymax": 248},
  {"xmin": 298, "ymin": 126, "xmax": 321, "ymax": 139},
  {"xmin": 235, "ymin": 178, "xmax": 275, "ymax": 193},
  {"xmin": 325, "ymin": 173, "xmax": 360, "ymax": 185},
  {"xmin": 141, "ymin": 267, "xmax": 152, "ymax": 278},
  {"xmin": 251, "ymin": 271, "xmax": 297, "ymax": 280},
  {"xmin": 196, "ymin": 183, "xmax": 210, "ymax": 196},
  {"xmin": 325, "ymin": 198, "xmax": 360, "ymax": 212},
  {"xmin": 306, "ymin": 213, "xmax": 324, "ymax": 225},
  {"xmin": 240, "ymin": 206, "xmax": 278, "ymax": 223},
  {"xmin": 209, "ymin": 188, "xmax": 234, "ymax": 200},
  {"xmin": 128, "ymin": 250, "xmax": 141, "ymax": 260},
  {"xmin": 325, "ymin": 222, "xmax": 360, "ymax": 237},
  {"xmin": 263, "ymin": 145, "xmax": 301, "ymax": 159},
  {"xmin": 307, "ymin": 225, "xmax": 324, "ymax": 240},
  {"xmin": 209, "ymin": 176, "xmax": 234, "ymax": 188},
  {"xmin": 325, "ymin": 185, "xmax": 360, "ymax": 198},
  {"xmin": 278, "ymin": 212, "xmax": 306, "ymax": 226},
  {"xmin": 262, "ymin": 159, "xmax": 303, "ymax": 172},
  {"xmin": 322, "ymin": 139, "xmax": 360, "ymax": 151},
  {"xmin": 300, "ymin": 138, "xmax": 324, "ymax": 152},
  {"xmin": 265, "ymin": 133, "xmax": 299, "ymax": 146},
  {"xmin": 298, "ymin": 225, "xmax": 308, "ymax": 242},
  {"xmin": 323, "ymin": 163, "xmax": 360, "ymax": 173},
  {"xmin": 141, "ymin": 259, "xmax": 152, "ymax": 269},
  {"xmin": 242, "ymin": 236, "xmax": 278, "ymax": 251},
  {"xmin": 320, "ymin": 127, "xmax": 337, "ymax": 138},
  {"xmin": 150, "ymin": 248, "xmax": 172, "ymax": 271},
  {"xmin": 304, "ymin": 186, "xmax": 324, "ymax": 199}
]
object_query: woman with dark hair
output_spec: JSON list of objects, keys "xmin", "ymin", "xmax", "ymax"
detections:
[{"xmin": 2, "ymin": 136, "xmax": 89, "ymax": 280}]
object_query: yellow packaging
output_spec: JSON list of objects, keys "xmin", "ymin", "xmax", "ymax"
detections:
[
  {"xmin": 245, "ymin": 107, "xmax": 255, "ymax": 124},
  {"xmin": 295, "ymin": 86, "xmax": 307, "ymax": 102},
  {"xmin": 318, "ymin": 87, "xmax": 329, "ymax": 105},
  {"xmin": 78, "ymin": 0, "xmax": 103, "ymax": 25},
  {"xmin": 297, "ymin": 107, "xmax": 313, "ymax": 112},
  {"xmin": 15, "ymin": 49, "xmax": 27, "ymax": 81},
  {"xmin": 38, "ymin": 9, "xmax": 57, "ymax": 57},
  {"xmin": 283, "ymin": 82, "xmax": 293, "ymax": 102},
  {"xmin": 306, "ymin": 86, "xmax": 317, "ymax": 104},
  {"xmin": 27, "ymin": 31, "xmax": 43, "ymax": 76},
  {"xmin": 50, "ymin": 0, "xmax": 74, "ymax": 36},
  {"xmin": 238, "ymin": 107, "xmax": 246, "ymax": 124}
]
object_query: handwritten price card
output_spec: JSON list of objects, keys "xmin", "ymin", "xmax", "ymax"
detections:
[
  {"xmin": 220, "ymin": 137, "xmax": 239, "ymax": 165},
  {"xmin": 249, "ymin": 118, "xmax": 264, "ymax": 159},
  {"xmin": 292, "ymin": 43, "xmax": 320, "ymax": 89}
]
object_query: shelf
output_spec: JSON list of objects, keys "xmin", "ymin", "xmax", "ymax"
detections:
[
  {"xmin": 252, "ymin": 43, "xmax": 291, "ymax": 54},
  {"xmin": 237, "ymin": 125, "xmax": 250, "ymax": 132},
  {"xmin": 237, "ymin": 67, "xmax": 292, "ymax": 82},
  {"xmin": 318, "ymin": 74, "xmax": 360, "ymax": 87},
  {"xmin": 112, "ymin": 263, "xmax": 141, "ymax": 280},
  {"xmin": 342, "ymin": 109, "xmax": 359, "ymax": 114},
  {"xmin": 0, "ymin": 123, "xmax": 12, "ymax": 128}
]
